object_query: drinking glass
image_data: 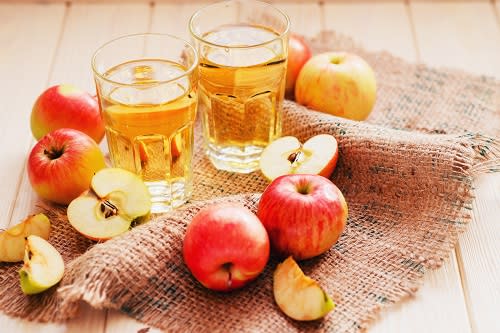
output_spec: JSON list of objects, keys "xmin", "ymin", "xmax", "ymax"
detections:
[
  {"xmin": 190, "ymin": 0, "xmax": 290, "ymax": 173},
  {"xmin": 92, "ymin": 33, "xmax": 199, "ymax": 213}
]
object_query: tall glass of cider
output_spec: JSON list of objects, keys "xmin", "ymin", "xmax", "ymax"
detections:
[
  {"xmin": 190, "ymin": 0, "xmax": 290, "ymax": 173},
  {"xmin": 92, "ymin": 34, "xmax": 199, "ymax": 213}
]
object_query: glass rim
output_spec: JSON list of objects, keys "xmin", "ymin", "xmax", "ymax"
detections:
[
  {"xmin": 189, "ymin": 0, "xmax": 290, "ymax": 49},
  {"xmin": 91, "ymin": 33, "xmax": 199, "ymax": 88}
]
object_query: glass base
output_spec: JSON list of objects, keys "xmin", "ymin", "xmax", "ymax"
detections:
[
  {"xmin": 145, "ymin": 180, "xmax": 191, "ymax": 214},
  {"xmin": 205, "ymin": 142, "xmax": 263, "ymax": 173}
]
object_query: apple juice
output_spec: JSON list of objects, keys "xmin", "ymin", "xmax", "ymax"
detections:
[
  {"xmin": 99, "ymin": 59, "xmax": 197, "ymax": 211},
  {"xmin": 197, "ymin": 24, "xmax": 287, "ymax": 173}
]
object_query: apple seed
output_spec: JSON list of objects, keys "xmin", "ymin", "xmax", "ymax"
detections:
[
  {"xmin": 288, "ymin": 150, "xmax": 305, "ymax": 167},
  {"xmin": 100, "ymin": 201, "xmax": 119, "ymax": 218}
]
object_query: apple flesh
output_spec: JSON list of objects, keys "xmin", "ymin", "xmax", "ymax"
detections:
[
  {"xmin": 295, "ymin": 52, "xmax": 377, "ymax": 121},
  {"xmin": 31, "ymin": 84, "xmax": 105, "ymax": 143},
  {"xmin": 285, "ymin": 34, "xmax": 312, "ymax": 99},
  {"xmin": 274, "ymin": 256, "xmax": 335, "ymax": 321},
  {"xmin": 27, "ymin": 128, "xmax": 106, "ymax": 205},
  {"xmin": 19, "ymin": 235, "xmax": 64, "ymax": 295},
  {"xmin": 0, "ymin": 213, "xmax": 51, "ymax": 262},
  {"xmin": 259, "ymin": 134, "xmax": 339, "ymax": 181},
  {"xmin": 183, "ymin": 203, "xmax": 270, "ymax": 292},
  {"xmin": 257, "ymin": 174, "xmax": 348, "ymax": 260},
  {"xmin": 67, "ymin": 168, "xmax": 152, "ymax": 241}
]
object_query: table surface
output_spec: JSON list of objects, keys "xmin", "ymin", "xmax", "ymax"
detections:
[{"xmin": 1, "ymin": 1, "xmax": 499, "ymax": 332}]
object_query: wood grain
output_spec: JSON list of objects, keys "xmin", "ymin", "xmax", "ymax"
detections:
[
  {"xmin": 411, "ymin": 2, "xmax": 500, "ymax": 332},
  {"xmin": 323, "ymin": 1, "xmax": 416, "ymax": 62}
]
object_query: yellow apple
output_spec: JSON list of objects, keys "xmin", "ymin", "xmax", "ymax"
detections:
[
  {"xmin": 259, "ymin": 134, "xmax": 339, "ymax": 181},
  {"xmin": 295, "ymin": 52, "xmax": 376, "ymax": 121},
  {"xmin": 0, "ymin": 213, "xmax": 51, "ymax": 262},
  {"xmin": 273, "ymin": 256, "xmax": 335, "ymax": 321}
]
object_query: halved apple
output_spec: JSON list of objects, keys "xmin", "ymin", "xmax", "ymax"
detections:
[
  {"xmin": 273, "ymin": 256, "xmax": 335, "ymax": 321},
  {"xmin": 259, "ymin": 134, "xmax": 338, "ymax": 181},
  {"xmin": 67, "ymin": 168, "xmax": 151, "ymax": 241},
  {"xmin": 19, "ymin": 235, "xmax": 64, "ymax": 295},
  {"xmin": 0, "ymin": 213, "xmax": 51, "ymax": 262}
]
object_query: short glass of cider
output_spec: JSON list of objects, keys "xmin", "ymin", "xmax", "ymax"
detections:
[
  {"xmin": 190, "ymin": 0, "xmax": 290, "ymax": 173},
  {"xmin": 92, "ymin": 34, "xmax": 199, "ymax": 213}
]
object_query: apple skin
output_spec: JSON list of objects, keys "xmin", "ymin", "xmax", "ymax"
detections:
[
  {"xmin": 285, "ymin": 34, "xmax": 312, "ymax": 99},
  {"xmin": 183, "ymin": 203, "xmax": 270, "ymax": 292},
  {"xmin": 257, "ymin": 174, "xmax": 348, "ymax": 260},
  {"xmin": 295, "ymin": 52, "xmax": 376, "ymax": 121},
  {"xmin": 27, "ymin": 128, "xmax": 106, "ymax": 205},
  {"xmin": 31, "ymin": 84, "xmax": 105, "ymax": 143}
]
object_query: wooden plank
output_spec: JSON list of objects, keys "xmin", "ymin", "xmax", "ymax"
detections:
[
  {"xmin": 324, "ymin": 1, "xmax": 472, "ymax": 332},
  {"xmin": 0, "ymin": 4, "xmax": 68, "ymax": 331},
  {"xmin": 1, "ymin": 2, "xmax": 152, "ymax": 333},
  {"xmin": 323, "ymin": 1, "xmax": 417, "ymax": 61},
  {"xmin": 0, "ymin": 3, "xmax": 64, "ymax": 229},
  {"xmin": 412, "ymin": 0, "xmax": 500, "ymax": 75},
  {"xmin": 275, "ymin": 2, "xmax": 323, "ymax": 38},
  {"xmin": 411, "ymin": 1, "xmax": 500, "ymax": 333}
]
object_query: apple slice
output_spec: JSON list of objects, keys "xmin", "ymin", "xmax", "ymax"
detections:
[
  {"xmin": 138, "ymin": 136, "xmax": 182, "ymax": 168},
  {"xmin": 0, "ymin": 213, "xmax": 51, "ymax": 263},
  {"xmin": 260, "ymin": 134, "xmax": 339, "ymax": 181},
  {"xmin": 273, "ymin": 256, "xmax": 335, "ymax": 321},
  {"xmin": 19, "ymin": 235, "xmax": 64, "ymax": 295},
  {"xmin": 67, "ymin": 168, "xmax": 151, "ymax": 241}
]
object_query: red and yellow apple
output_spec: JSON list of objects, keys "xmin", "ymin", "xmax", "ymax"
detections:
[
  {"xmin": 295, "ymin": 52, "xmax": 377, "ymax": 121},
  {"xmin": 285, "ymin": 34, "xmax": 312, "ymax": 99},
  {"xmin": 27, "ymin": 128, "xmax": 106, "ymax": 205},
  {"xmin": 183, "ymin": 203, "xmax": 270, "ymax": 292},
  {"xmin": 257, "ymin": 174, "xmax": 348, "ymax": 260},
  {"xmin": 259, "ymin": 134, "xmax": 338, "ymax": 181},
  {"xmin": 31, "ymin": 84, "xmax": 105, "ymax": 143}
]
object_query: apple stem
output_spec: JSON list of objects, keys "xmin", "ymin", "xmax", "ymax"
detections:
[
  {"xmin": 222, "ymin": 262, "xmax": 233, "ymax": 289},
  {"xmin": 43, "ymin": 147, "xmax": 64, "ymax": 160}
]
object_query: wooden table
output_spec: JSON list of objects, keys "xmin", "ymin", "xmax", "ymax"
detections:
[{"xmin": 1, "ymin": 1, "xmax": 498, "ymax": 332}]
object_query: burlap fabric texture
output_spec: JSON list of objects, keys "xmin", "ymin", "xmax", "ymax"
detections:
[{"xmin": 1, "ymin": 31, "xmax": 499, "ymax": 332}]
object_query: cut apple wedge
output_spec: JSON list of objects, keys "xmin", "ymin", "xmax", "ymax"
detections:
[
  {"xmin": 259, "ymin": 134, "xmax": 338, "ymax": 181},
  {"xmin": 0, "ymin": 213, "xmax": 51, "ymax": 263},
  {"xmin": 19, "ymin": 235, "xmax": 64, "ymax": 295},
  {"xmin": 67, "ymin": 168, "xmax": 151, "ymax": 241},
  {"xmin": 273, "ymin": 256, "xmax": 335, "ymax": 321},
  {"xmin": 138, "ymin": 136, "xmax": 182, "ymax": 168}
]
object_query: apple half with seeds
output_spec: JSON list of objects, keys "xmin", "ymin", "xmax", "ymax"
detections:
[
  {"xmin": 67, "ymin": 168, "xmax": 151, "ymax": 241},
  {"xmin": 273, "ymin": 256, "xmax": 335, "ymax": 321},
  {"xmin": 19, "ymin": 235, "xmax": 64, "ymax": 295},
  {"xmin": 0, "ymin": 213, "xmax": 51, "ymax": 263},
  {"xmin": 259, "ymin": 134, "xmax": 339, "ymax": 182}
]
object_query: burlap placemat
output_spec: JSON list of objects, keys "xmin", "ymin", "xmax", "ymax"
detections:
[{"xmin": 1, "ymin": 31, "xmax": 499, "ymax": 332}]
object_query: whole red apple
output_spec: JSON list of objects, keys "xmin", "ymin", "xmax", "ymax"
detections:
[
  {"xmin": 27, "ymin": 128, "xmax": 106, "ymax": 205},
  {"xmin": 295, "ymin": 52, "xmax": 376, "ymax": 121},
  {"xmin": 257, "ymin": 174, "xmax": 348, "ymax": 260},
  {"xmin": 31, "ymin": 84, "xmax": 105, "ymax": 143},
  {"xmin": 183, "ymin": 203, "xmax": 270, "ymax": 292},
  {"xmin": 285, "ymin": 34, "xmax": 312, "ymax": 99}
]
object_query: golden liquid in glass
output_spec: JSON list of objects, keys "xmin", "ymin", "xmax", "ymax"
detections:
[
  {"xmin": 100, "ymin": 59, "xmax": 197, "ymax": 211},
  {"xmin": 198, "ymin": 24, "xmax": 287, "ymax": 172}
]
